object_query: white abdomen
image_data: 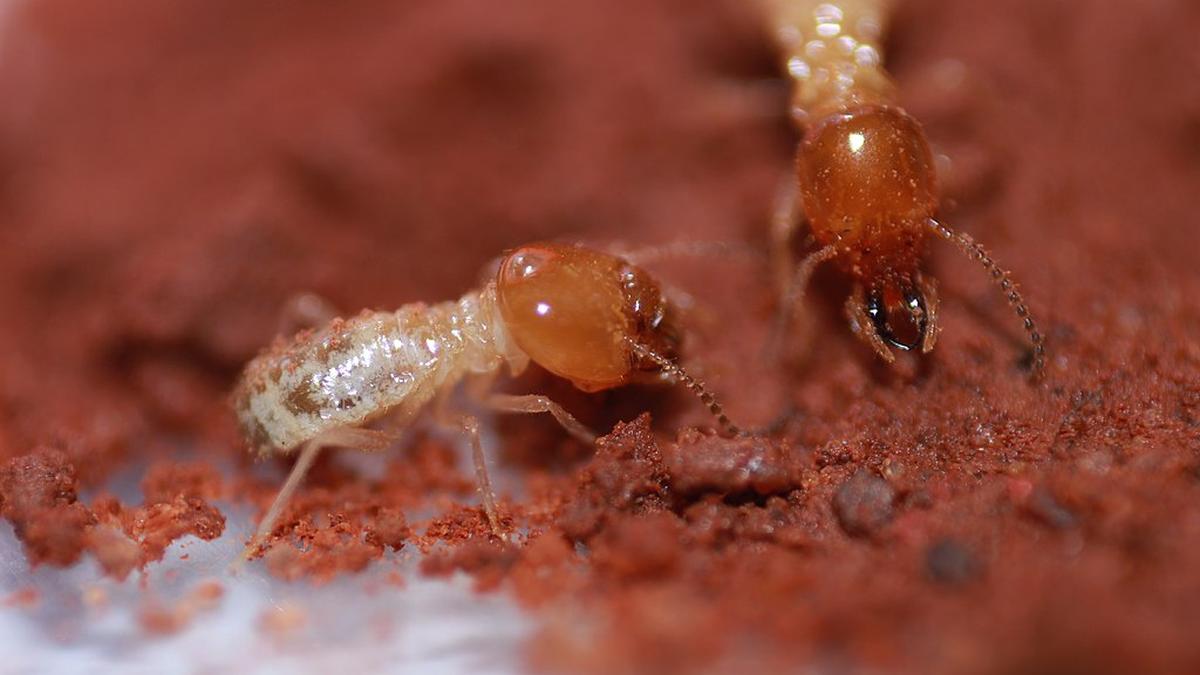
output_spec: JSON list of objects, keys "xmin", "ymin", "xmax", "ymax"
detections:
[
  {"xmin": 234, "ymin": 284, "xmax": 511, "ymax": 456},
  {"xmin": 765, "ymin": 0, "xmax": 896, "ymax": 121}
]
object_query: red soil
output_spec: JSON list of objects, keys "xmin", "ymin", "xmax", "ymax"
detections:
[{"xmin": 0, "ymin": 0, "xmax": 1198, "ymax": 672}]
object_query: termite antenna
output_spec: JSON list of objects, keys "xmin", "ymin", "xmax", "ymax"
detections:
[
  {"xmin": 927, "ymin": 219, "xmax": 1046, "ymax": 377},
  {"xmin": 627, "ymin": 340, "xmax": 741, "ymax": 437},
  {"xmin": 612, "ymin": 240, "xmax": 768, "ymax": 267},
  {"xmin": 231, "ymin": 440, "xmax": 324, "ymax": 571}
]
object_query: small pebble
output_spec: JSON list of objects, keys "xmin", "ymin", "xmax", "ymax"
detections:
[
  {"xmin": 925, "ymin": 538, "xmax": 979, "ymax": 585},
  {"xmin": 833, "ymin": 469, "xmax": 895, "ymax": 537},
  {"xmin": 1025, "ymin": 486, "xmax": 1077, "ymax": 530}
]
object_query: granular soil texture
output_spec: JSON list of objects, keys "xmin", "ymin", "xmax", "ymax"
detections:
[{"xmin": 0, "ymin": 0, "xmax": 1198, "ymax": 673}]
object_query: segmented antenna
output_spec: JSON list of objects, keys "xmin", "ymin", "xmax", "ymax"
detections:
[
  {"xmin": 628, "ymin": 340, "xmax": 741, "ymax": 436},
  {"xmin": 614, "ymin": 240, "xmax": 768, "ymax": 267},
  {"xmin": 928, "ymin": 219, "xmax": 1046, "ymax": 377}
]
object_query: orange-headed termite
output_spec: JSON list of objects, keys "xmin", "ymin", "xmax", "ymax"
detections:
[
  {"xmin": 764, "ymin": 0, "xmax": 1046, "ymax": 374},
  {"xmin": 232, "ymin": 243, "xmax": 738, "ymax": 558}
]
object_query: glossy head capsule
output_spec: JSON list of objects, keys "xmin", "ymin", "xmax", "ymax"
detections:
[
  {"xmin": 799, "ymin": 106, "xmax": 937, "ymax": 272},
  {"xmin": 496, "ymin": 243, "xmax": 676, "ymax": 392}
]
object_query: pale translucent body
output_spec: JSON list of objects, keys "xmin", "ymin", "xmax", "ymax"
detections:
[
  {"xmin": 233, "ymin": 283, "xmax": 528, "ymax": 457},
  {"xmin": 764, "ymin": 0, "xmax": 896, "ymax": 121}
]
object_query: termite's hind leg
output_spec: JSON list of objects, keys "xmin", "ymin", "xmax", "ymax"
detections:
[
  {"xmin": 278, "ymin": 292, "xmax": 340, "ymax": 336},
  {"xmin": 845, "ymin": 286, "xmax": 897, "ymax": 365},
  {"xmin": 458, "ymin": 414, "xmax": 506, "ymax": 540},
  {"xmin": 430, "ymin": 377, "xmax": 510, "ymax": 540},
  {"xmin": 485, "ymin": 394, "xmax": 597, "ymax": 445},
  {"xmin": 233, "ymin": 427, "xmax": 395, "ymax": 569}
]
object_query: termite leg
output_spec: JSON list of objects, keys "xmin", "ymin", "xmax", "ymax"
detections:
[
  {"xmin": 927, "ymin": 219, "xmax": 1046, "ymax": 377},
  {"xmin": 769, "ymin": 175, "xmax": 802, "ymax": 294},
  {"xmin": 627, "ymin": 340, "xmax": 741, "ymax": 437},
  {"xmin": 485, "ymin": 394, "xmax": 597, "ymax": 445},
  {"xmin": 845, "ymin": 283, "xmax": 897, "ymax": 364},
  {"xmin": 427, "ymin": 381, "xmax": 507, "ymax": 540},
  {"xmin": 453, "ymin": 377, "xmax": 598, "ymax": 539},
  {"xmin": 458, "ymin": 414, "xmax": 506, "ymax": 540},
  {"xmin": 613, "ymin": 240, "xmax": 766, "ymax": 268},
  {"xmin": 464, "ymin": 393, "xmax": 598, "ymax": 539},
  {"xmin": 235, "ymin": 426, "xmax": 396, "ymax": 568},
  {"xmin": 765, "ymin": 243, "xmax": 841, "ymax": 361},
  {"xmin": 277, "ymin": 292, "xmax": 339, "ymax": 336}
]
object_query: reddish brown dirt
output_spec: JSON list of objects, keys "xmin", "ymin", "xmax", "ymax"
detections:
[{"xmin": 0, "ymin": 0, "xmax": 1198, "ymax": 673}]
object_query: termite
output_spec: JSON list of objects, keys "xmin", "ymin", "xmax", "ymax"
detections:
[
  {"xmin": 764, "ymin": 0, "xmax": 1045, "ymax": 373},
  {"xmin": 232, "ymin": 242, "xmax": 738, "ymax": 557}
]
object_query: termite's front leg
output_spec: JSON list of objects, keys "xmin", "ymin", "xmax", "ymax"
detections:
[
  {"xmin": 436, "ymin": 375, "xmax": 598, "ymax": 540},
  {"xmin": 484, "ymin": 394, "xmax": 596, "ymax": 444}
]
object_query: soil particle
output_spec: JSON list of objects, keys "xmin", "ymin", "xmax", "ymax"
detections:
[
  {"xmin": 263, "ymin": 517, "xmax": 382, "ymax": 583},
  {"xmin": 140, "ymin": 461, "xmax": 223, "ymax": 504},
  {"xmin": 259, "ymin": 602, "xmax": 308, "ymax": 638},
  {"xmin": 137, "ymin": 603, "xmax": 189, "ymax": 636},
  {"xmin": 123, "ymin": 495, "xmax": 226, "ymax": 565},
  {"xmin": 590, "ymin": 511, "xmax": 684, "ymax": 581},
  {"xmin": 663, "ymin": 431, "xmax": 806, "ymax": 496},
  {"xmin": 0, "ymin": 447, "xmax": 79, "ymax": 512},
  {"xmin": 363, "ymin": 506, "xmax": 409, "ymax": 551},
  {"xmin": 13, "ymin": 504, "xmax": 97, "ymax": 567},
  {"xmin": 421, "ymin": 540, "xmax": 519, "ymax": 592},
  {"xmin": 508, "ymin": 533, "xmax": 584, "ymax": 607},
  {"xmin": 832, "ymin": 468, "xmax": 896, "ymax": 537},
  {"xmin": 0, "ymin": 448, "xmax": 97, "ymax": 566},
  {"xmin": 924, "ymin": 538, "xmax": 980, "ymax": 586},
  {"xmin": 558, "ymin": 415, "xmax": 670, "ymax": 542},
  {"xmin": 1024, "ymin": 485, "xmax": 1079, "ymax": 530},
  {"xmin": 0, "ymin": 450, "xmax": 230, "ymax": 571},
  {"xmin": 84, "ymin": 525, "xmax": 141, "ymax": 581},
  {"xmin": 137, "ymin": 580, "xmax": 225, "ymax": 636},
  {"xmin": 682, "ymin": 495, "xmax": 812, "ymax": 549},
  {"xmin": 3, "ymin": 588, "xmax": 40, "ymax": 608}
]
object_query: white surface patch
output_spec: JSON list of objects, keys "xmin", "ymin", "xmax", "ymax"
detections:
[{"xmin": 0, "ymin": 503, "xmax": 532, "ymax": 675}]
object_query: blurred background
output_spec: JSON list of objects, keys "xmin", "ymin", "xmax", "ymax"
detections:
[{"xmin": 1, "ymin": 0, "xmax": 1199, "ymax": 672}]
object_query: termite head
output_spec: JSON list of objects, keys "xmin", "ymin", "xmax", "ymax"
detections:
[
  {"xmin": 797, "ymin": 105, "xmax": 938, "ymax": 250},
  {"xmin": 496, "ymin": 243, "xmax": 678, "ymax": 392},
  {"xmin": 796, "ymin": 105, "xmax": 941, "ymax": 357}
]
